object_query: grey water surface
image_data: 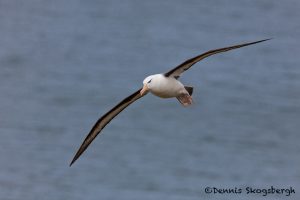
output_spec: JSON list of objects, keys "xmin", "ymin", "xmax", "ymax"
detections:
[{"xmin": 0, "ymin": 0, "xmax": 299, "ymax": 199}]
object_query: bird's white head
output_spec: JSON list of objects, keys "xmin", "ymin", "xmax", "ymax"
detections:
[{"xmin": 140, "ymin": 74, "xmax": 158, "ymax": 96}]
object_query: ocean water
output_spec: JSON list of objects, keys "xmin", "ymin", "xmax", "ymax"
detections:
[{"xmin": 0, "ymin": 0, "xmax": 299, "ymax": 199}]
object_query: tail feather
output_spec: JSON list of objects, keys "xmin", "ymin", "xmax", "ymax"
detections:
[
  {"xmin": 176, "ymin": 93, "xmax": 193, "ymax": 107},
  {"xmin": 184, "ymin": 86, "xmax": 193, "ymax": 96}
]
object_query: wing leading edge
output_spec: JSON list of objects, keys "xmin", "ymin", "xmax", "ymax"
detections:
[
  {"xmin": 165, "ymin": 39, "xmax": 271, "ymax": 78},
  {"xmin": 70, "ymin": 88, "xmax": 145, "ymax": 166}
]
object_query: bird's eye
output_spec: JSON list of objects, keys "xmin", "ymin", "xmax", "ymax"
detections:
[{"xmin": 148, "ymin": 79, "xmax": 152, "ymax": 83}]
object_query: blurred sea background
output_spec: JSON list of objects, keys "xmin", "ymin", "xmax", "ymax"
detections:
[{"xmin": 0, "ymin": 0, "xmax": 299, "ymax": 199}]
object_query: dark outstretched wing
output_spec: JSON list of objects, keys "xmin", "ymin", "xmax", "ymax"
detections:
[
  {"xmin": 70, "ymin": 88, "xmax": 145, "ymax": 166},
  {"xmin": 165, "ymin": 39, "xmax": 271, "ymax": 78}
]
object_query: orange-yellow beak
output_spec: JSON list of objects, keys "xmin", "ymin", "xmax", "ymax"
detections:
[{"xmin": 140, "ymin": 84, "xmax": 149, "ymax": 96}]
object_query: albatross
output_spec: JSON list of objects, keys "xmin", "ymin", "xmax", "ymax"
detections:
[{"xmin": 70, "ymin": 39, "xmax": 270, "ymax": 166}]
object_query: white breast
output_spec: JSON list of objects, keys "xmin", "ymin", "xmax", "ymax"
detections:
[{"xmin": 150, "ymin": 74, "xmax": 185, "ymax": 98}]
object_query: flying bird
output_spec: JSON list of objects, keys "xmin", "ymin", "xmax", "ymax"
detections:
[{"xmin": 70, "ymin": 39, "xmax": 270, "ymax": 166}]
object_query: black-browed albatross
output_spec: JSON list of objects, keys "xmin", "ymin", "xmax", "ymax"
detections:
[{"xmin": 70, "ymin": 39, "xmax": 270, "ymax": 166}]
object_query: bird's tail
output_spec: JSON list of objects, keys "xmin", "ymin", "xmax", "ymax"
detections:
[
  {"xmin": 184, "ymin": 86, "xmax": 193, "ymax": 96},
  {"xmin": 177, "ymin": 86, "xmax": 193, "ymax": 107}
]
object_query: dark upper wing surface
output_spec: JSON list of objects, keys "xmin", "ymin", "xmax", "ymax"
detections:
[{"xmin": 165, "ymin": 39, "xmax": 271, "ymax": 78}]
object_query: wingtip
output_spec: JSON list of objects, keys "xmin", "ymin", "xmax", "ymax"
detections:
[
  {"xmin": 262, "ymin": 38, "xmax": 273, "ymax": 41},
  {"xmin": 69, "ymin": 150, "xmax": 81, "ymax": 167},
  {"xmin": 69, "ymin": 157, "xmax": 76, "ymax": 167},
  {"xmin": 253, "ymin": 38, "xmax": 272, "ymax": 44},
  {"xmin": 69, "ymin": 159, "xmax": 75, "ymax": 167},
  {"xmin": 240, "ymin": 38, "xmax": 272, "ymax": 49}
]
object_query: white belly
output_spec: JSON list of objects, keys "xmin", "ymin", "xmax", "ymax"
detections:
[{"xmin": 150, "ymin": 76, "xmax": 185, "ymax": 98}]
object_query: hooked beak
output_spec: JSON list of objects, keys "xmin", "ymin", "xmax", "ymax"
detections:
[{"xmin": 140, "ymin": 84, "xmax": 149, "ymax": 96}]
